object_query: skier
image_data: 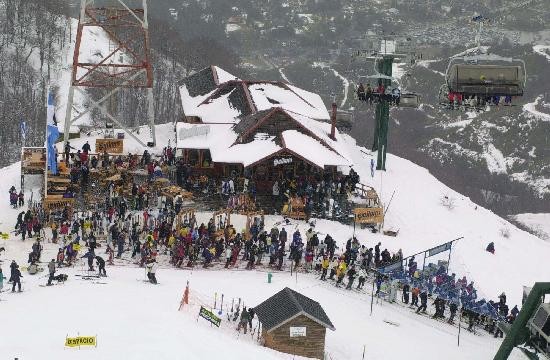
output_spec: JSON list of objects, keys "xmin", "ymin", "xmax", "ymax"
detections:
[
  {"xmin": 237, "ymin": 307, "xmax": 250, "ymax": 334},
  {"xmin": 486, "ymin": 242, "xmax": 495, "ymax": 254},
  {"xmin": 402, "ymin": 282, "xmax": 410, "ymax": 304},
  {"xmin": 0, "ymin": 267, "xmax": 5, "ymax": 292},
  {"xmin": 11, "ymin": 265, "xmax": 22, "ymax": 292},
  {"xmin": 320, "ymin": 256, "xmax": 329, "ymax": 281},
  {"xmin": 411, "ymin": 286, "xmax": 419, "ymax": 307},
  {"xmin": 224, "ymin": 244, "xmax": 233, "ymax": 268},
  {"xmin": 335, "ymin": 260, "xmax": 347, "ymax": 287},
  {"xmin": 247, "ymin": 307, "xmax": 255, "ymax": 329},
  {"xmin": 448, "ymin": 301, "xmax": 458, "ymax": 324},
  {"xmin": 47, "ymin": 259, "xmax": 56, "ymax": 286},
  {"xmin": 356, "ymin": 267, "xmax": 367, "ymax": 289},
  {"xmin": 416, "ymin": 289, "xmax": 428, "ymax": 314},
  {"xmin": 345, "ymin": 266, "xmax": 357, "ymax": 290},
  {"xmin": 96, "ymin": 256, "xmax": 106, "ymax": 277},
  {"xmin": 81, "ymin": 249, "xmax": 95, "ymax": 271},
  {"xmin": 146, "ymin": 259, "xmax": 158, "ymax": 284}
]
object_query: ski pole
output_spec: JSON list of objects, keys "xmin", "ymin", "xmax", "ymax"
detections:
[{"xmin": 218, "ymin": 294, "xmax": 224, "ymax": 315}]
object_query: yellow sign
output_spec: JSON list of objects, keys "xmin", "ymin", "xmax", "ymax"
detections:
[
  {"xmin": 0, "ymin": 232, "xmax": 9, "ymax": 239},
  {"xmin": 96, "ymin": 139, "xmax": 124, "ymax": 154},
  {"xmin": 353, "ymin": 207, "xmax": 384, "ymax": 224},
  {"xmin": 65, "ymin": 336, "xmax": 97, "ymax": 347}
]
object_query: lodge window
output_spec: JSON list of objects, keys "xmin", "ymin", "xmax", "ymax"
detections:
[
  {"xmin": 188, "ymin": 149, "xmax": 199, "ymax": 167},
  {"xmin": 202, "ymin": 150, "xmax": 213, "ymax": 168}
]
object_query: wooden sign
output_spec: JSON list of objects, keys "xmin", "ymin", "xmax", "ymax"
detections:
[
  {"xmin": 353, "ymin": 207, "xmax": 384, "ymax": 224},
  {"xmin": 96, "ymin": 139, "xmax": 123, "ymax": 154},
  {"xmin": 44, "ymin": 197, "xmax": 75, "ymax": 212}
]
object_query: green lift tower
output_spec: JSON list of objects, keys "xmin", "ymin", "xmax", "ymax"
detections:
[{"xmin": 494, "ymin": 282, "xmax": 550, "ymax": 360}]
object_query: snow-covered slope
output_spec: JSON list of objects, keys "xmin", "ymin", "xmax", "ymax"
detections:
[
  {"xmin": 510, "ymin": 213, "xmax": 550, "ymax": 241},
  {"xmin": 0, "ymin": 266, "xmax": 524, "ymax": 360},
  {"xmin": 1, "ymin": 123, "xmax": 548, "ymax": 359}
]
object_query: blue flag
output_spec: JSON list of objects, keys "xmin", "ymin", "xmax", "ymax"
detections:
[{"xmin": 47, "ymin": 124, "xmax": 59, "ymax": 175}]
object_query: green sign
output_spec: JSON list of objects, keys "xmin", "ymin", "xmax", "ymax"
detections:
[{"xmin": 199, "ymin": 306, "xmax": 221, "ymax": 327}]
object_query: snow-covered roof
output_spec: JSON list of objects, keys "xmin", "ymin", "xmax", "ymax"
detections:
[
  {"xmin": 282, "ymin": 130, "xmax": 349, "ymax": 168},
  {"xmin": 177, "ymin": 108, "xmax": 351, "ymax": 169},
  {"xmin": 179, "ymin": 66, "xmax": 329, "ymax": 124},
  {"xmin": 177, "ymin": 66, "xmax": 351, "ymax": 169}
]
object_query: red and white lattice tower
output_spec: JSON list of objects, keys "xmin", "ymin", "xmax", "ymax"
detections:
[{"xmin": 63, "ymin": 0, "xmax": 156, "ymax": 147}]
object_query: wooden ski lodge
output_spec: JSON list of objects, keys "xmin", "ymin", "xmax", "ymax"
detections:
[{"xmin": 177, "ymin": 66, "xmax": 352, "ymax": 190}]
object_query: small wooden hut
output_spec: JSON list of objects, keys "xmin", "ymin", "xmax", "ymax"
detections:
[{"xmin": 254, "ymin": 287, "xmax": 335, "ymax": 359}]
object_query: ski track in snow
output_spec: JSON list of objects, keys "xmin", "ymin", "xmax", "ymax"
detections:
[
  {"xmin": 533, "ymin": 45, "xmax": 550, "ymax": 61},
  {"xmin": 312, "ymin": 62, "xmax": 349, "ymax": 108},
  {"xmin": 511, "ymin": 213, "xmax": 550, "ymax": 241},
  {"xmin": 523, "ymin": 95, "xmax": 550, "ymax": 122},
  {"xmin": 278, "ymin": 67, "xmax": 290, "ymax": 83},
  {"xmin": 417, "ymin": 60, "xmax": 445, "ymax": 77},
  {"xmin": 483, "ymin": 143, "xmax": 507, "ymax": 174}
]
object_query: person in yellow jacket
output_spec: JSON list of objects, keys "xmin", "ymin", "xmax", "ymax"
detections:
[
  {"xmin": 335, "ymin": 261, "xmax": 347, "ymax": 287},
  {"xmin": 320, "ymin": 257, "xmax": 330, "ymax": 280},
  {"xmin": 83, "ymin": 219, "xmax": 92, "ymax": 236}
]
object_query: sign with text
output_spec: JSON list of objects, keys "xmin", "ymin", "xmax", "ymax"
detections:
[
  {"xmin": 273, "ymin": 157, "xmax": 292, "ymax": 166},
  {"xmin": 199, "ymin": 306, "xmax": 221, "ymax": 327},
  {"xmin": 96, "ymin": 139, "xmax": 123, "ymax": 154},
  {"xmin": 428, "ymin": 242, "xmax": 452, "ymax": 257},
  {"xmin": 178, "ymin": 125, "xmax": 210, "ymax": 141},
  {"xmin": 353, "ymin": 207, "xmax": 384, "ymax": 224},
  {"xmin": 289, "ymin": 326, "xmax": 306, "ymax": 337},
  {"xmin": 65, "ymin": 336, "xmax": 97, "ymax": 348}
]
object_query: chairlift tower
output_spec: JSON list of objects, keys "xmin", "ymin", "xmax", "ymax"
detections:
[
  {"xmin": 355, "ymin": 34, "xmax": 416, "ymax": 170},
  {"xmin": 63, "ymin": 0, "xmax": 156, "ymax": 147}
]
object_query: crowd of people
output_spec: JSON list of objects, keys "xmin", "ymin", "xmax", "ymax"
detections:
[
  {"xmin": 2, "ymin": 143, "xmax": 519, "ymax": 339},
  {"xmin": 372, "ymin": 255, "xmax": 519, "ymax": 336},
  {"xmin": 446, "ymin": 92, "xmax": 513, "ymax": 109}
]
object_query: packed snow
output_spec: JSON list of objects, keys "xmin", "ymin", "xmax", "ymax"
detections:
[
  {"xmin": 533, "ymin": 45, "xmax": 550, "ymax": 61},
  {"xmin": 510, "ymin": 213, "xmax": 550, "ymax": 241},
  {"xmin": 523, "ymin": 95, "xmax": 550, "ymax": 122}
]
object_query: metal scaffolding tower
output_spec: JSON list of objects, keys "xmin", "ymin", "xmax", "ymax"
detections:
[
  {"xmin": 355, "ymin": 34, "xmax": 416, "ymax": 170},
  {"xmin": 63, "ymin": 0, "xmax": 156, "ymax": 147}
]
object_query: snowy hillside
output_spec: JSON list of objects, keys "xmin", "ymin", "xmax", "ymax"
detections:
[{"xmin": 510, "ymin": 213, "xmax": 550, "ymax": 241}]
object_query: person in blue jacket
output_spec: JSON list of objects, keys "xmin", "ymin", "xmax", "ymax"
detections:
[{"xmin": 81, "ymin": 249, "xmax": 96, "ymax": 271}]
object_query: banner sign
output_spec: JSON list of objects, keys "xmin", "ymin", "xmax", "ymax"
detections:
[
  {"xmin": 65, "ymin": 336, "xmax": 96, "ymax": 347},
  {"xmin": 199, "ymin": 306, "xmax": 221, "ymax": 327},
  {"xmin": 178, "ymin": 125, "xmax": 210, "ymax": 141},
  {"xmin": 428, "ymin": 242, "xmax": 452, "ymax": 257},
  {"xmin": 96, "ymin": 139, "xmax": 123, "ymax": 154},
  {"xmin": 289, "ymin": 326, "xmax": 306, "ymax": 337},
  {"xmin": 380, "ymin": 261, "xmax": 403, "ymax": 274},
  {"xmin": 273, "ymin": 158, "xmax": 292, "ymax": 166},
  {"xmin": 353, "ymin": 207, "xmax": 384, "ymax": 224}
]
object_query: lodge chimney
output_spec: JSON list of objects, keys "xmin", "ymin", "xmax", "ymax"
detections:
[{"xmin": 330, "ymin": 94, "xmax": 337, "ymax": 141}]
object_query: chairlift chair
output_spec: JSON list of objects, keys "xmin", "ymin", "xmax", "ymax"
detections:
[
  {"xmin": 398, "ymin": 93, "xmax": 421, "ymax": 108},
  {"xmin": 445, "ymin": 54, "xmax": 527, "ymax": 97}
]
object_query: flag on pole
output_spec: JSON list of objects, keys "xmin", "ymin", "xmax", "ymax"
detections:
[
  {"xmin": 20, "ymin": 120, "xmax": 27, "ymax": 141},
  {"xmin": 46, "ymin": 91, "xmax": 59, "ymax": 175},
  {"xmin": 47, "ymin": 92, "xmax": 56, "ymax": 125}
]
